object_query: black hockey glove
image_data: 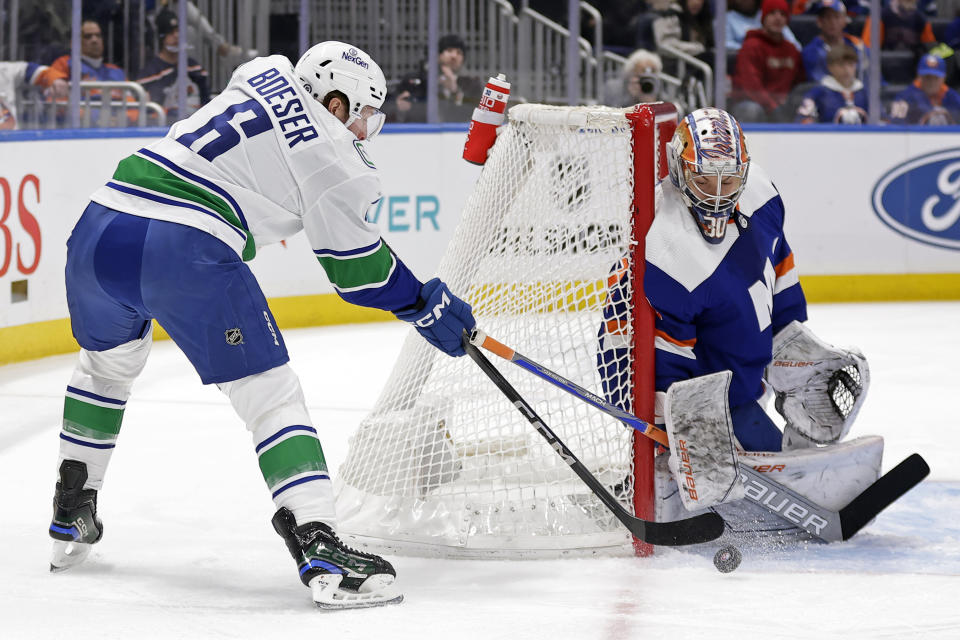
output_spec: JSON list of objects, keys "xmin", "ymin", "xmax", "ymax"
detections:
[{"xmin": 394, "ymin": 278, "xmax": 475, "ymax": 357}]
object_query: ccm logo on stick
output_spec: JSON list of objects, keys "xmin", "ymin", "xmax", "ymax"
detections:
[{"xmin": 513, "ymin": 401, "xmax": 574, "ymax": 464}]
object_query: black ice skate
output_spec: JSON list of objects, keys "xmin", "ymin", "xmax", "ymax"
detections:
[
  {"xmin": 49, "ymin": 460, "xmax": 103, "ymax": 572},
  {"xmin": 271, "ymin": 507, "xmax": 403, "ymax": 609}
]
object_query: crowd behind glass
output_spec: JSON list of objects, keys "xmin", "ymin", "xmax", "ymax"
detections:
[{"xmin": 3, "ymin": 0, "xmax": 959, "ymax": 130}]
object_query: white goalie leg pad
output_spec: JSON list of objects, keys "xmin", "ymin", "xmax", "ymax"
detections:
[
  {"xmin": 767, "ymin": 321, "xmax": 870, "ymax": 445},
  {"xmin": 739, "ymin": 435, "xmax": 884, "ymax": 511},
  {"xmin": 664, "ymin": 371, "xmax": 745, "ymax": 511},
  {"xmin": 60, "ymin": 327, "xmax": 153, "ymax": 490},
  {"xmin": 219, "ymin": 364, "xmax": 337, "ymax": 528}
]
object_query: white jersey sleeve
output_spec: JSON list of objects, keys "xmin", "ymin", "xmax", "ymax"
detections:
[{"xmin": 88, "ymin": 55, "xmax": 421, "ymax": 310}]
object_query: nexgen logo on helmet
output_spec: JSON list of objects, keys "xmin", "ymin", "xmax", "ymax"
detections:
[
  {"xmin": 342, "ymin": 48, "xmax": 370, "ymax": 69},
  {"xmin": 668, "ymin": 108, "xmax": 750, "ymax": 244},
  {"xmin": 296, "ymin": 41, "xmax": 387, "ymax": 140}
]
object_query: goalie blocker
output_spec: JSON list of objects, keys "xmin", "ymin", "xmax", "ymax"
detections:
[{"xmin": 663, "ymin": 371, "xmax": 745, "ymax": 511}]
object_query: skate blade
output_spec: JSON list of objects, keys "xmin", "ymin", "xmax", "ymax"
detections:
[
  {"xmin": 309, "ymin": 574, "xmax": 404, "ymax": 610},
  {"xmin": 50, "ymin": 540, "xmax": 92, "ymax": 572}
]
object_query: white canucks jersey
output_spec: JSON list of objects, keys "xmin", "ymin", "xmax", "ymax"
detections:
[{"xmin": 90, "ymin": 55, "xmax": 419, "ymax": 310}]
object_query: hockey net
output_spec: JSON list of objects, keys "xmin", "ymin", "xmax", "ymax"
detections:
[{"xmin": 336, "ymin": 103, "xmax": 678, "ymax": 557}]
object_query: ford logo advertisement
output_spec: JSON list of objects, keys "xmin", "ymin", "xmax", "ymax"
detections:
[{"xmin": 872, "ymin": 149, "xmax": 960, "ymax": 251}]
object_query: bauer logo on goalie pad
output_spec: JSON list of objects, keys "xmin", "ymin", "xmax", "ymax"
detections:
[
  {"xmin": 677, "ymin": 440, "xmax": 699, "ymax": 501},
  {"xmin": 413, "ymin": 292, "xmax": 451, "ymax": 328}
]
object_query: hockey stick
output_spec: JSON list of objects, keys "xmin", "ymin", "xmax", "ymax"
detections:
[
  {"xmin": 469, "ymin": 329, "xmax": 669, "ymax": 447},
  {"xmin": 469, "ymin": 329, "xmax": 930, "ymax": 541},
  {"xmin": 463, "ymin": 334, "xmax": 725, "ymax": 546},
  {"xmin": 739, "ymin": 454, "xmax": 929, "ymax": 542}
]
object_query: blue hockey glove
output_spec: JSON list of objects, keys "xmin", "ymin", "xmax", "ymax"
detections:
[{"xmin": 394, "ymin": 278, "xmax": 476, "ymax": 357}]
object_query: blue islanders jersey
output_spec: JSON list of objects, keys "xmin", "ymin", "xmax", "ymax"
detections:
[
  {"xmin": 599, "ymin": 163, "xmax": 807, "ymax": 413},
  {"xmin": 889, "ymin": 83, "xmax": 960, "ymax": 125},
  {"xmin": 795, "ymin": 79, "xmax": 870, "ymax": 124}
]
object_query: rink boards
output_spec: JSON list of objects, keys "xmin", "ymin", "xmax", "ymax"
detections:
[{"xmin": 1, "ymin": 123, "xmax": 959, "ymax": 363}]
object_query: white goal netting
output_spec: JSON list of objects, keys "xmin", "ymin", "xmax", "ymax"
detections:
[{"xmin": 336, "ymin": 103, "xmax": 673, "ymax": 557}]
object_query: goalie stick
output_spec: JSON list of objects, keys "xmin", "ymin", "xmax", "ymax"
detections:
[
  {"xmin": 469, "ymin": 330, "xmax": 930, "ymax": 542},
  {"xmin": 739, "ymin": 454, "xmax": 929, "ymax": 542},
  {"xmin": 463, "ymin": 334, "xmax": 725, "ymax": 546}
]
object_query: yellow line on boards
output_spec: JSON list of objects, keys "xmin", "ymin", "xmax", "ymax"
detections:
[
  {"xmin": 2, "ymin": 274, "xmax": 959, "ymax": 366},
  {"xmin": 800, "ymin": 273, "xmax": 960, "ymax": 302}
]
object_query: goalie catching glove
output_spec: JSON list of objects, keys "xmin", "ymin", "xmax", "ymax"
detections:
[
  {"xmin": 395, "ymin": 278, "xmax": 476, "ymax": 357},
  {"xmin": 766, "ymin": 321, "xmax": 870, "ymax": 446}
]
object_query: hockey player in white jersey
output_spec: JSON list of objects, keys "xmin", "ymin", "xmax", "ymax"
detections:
[
  {"xmin": 48, "ymin": 41, "xmax": 475, "ymax": 609},
  {"xmin": 599, "ymin": 108, "xmax": 878, "ymax": 538}
]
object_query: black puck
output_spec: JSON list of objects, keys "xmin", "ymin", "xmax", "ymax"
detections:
[{"xmin": 713, "ymin": 545, "xmax": 742, "ymax": 573}]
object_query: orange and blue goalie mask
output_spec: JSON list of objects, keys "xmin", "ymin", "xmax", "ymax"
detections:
[{"xmin": 668, "ymin": 108, "xmax": 750, "ymax": 244}]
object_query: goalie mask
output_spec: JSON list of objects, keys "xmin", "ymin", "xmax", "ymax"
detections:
[
  {"xmin": 667, "ymin": 108, "xmax": 750, "ymax": 244},
  {"xmin": 295, "ymin": 41, "xmax": 387, "ymax": 140}
]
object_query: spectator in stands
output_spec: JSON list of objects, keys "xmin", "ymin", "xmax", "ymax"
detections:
[
  {"xmin": 726, "ymin": 0, "xmax": 802, "ymax": 51},
  {"xmin": 47, "ymin": 18, "xmax": 140, "ymax": 127},
  {"xmin": 16, "ymin": 0, "xmax": 71, "ymax": 64},
  {"xmin": 603, "ymin": 49, "xmax": 682, "ymax": 110},
  {"xmin": 49, "ymin": 19, "xmax": 127, "ymax": 83},
  {"xmin": 0, "ymin": 61, "xmax": 68, "ymax": 130},
  {"xmin": 384, "ymin": 34, "xmax": 482, "ymax": 123},
  {"xmin": 889, "ymin": 53, "xmax": 960, "ymax": 124},
  {"xmin": 802, "ymin": 0, "xmax": 870, "ymax": 84},
  {"xmin": 861, "ymin": 0, "xmax": 936, "ymax": 55},
  {"xmin": 792, "ymin": 0, "xmax": 868, "ymax": 15},
  {"xmin": 651, "ymin": 0, "xmax": 715, "ymax": 58},
  {"xmin": 587, "ymin": 0, "xmax": 650, "ymax": 54},
  {"xmin": 136, "ymin": 9, "xmax": 211, "ymax": 121},
  {"xmin": 795, "ymin": 45, "xmax": 870, "ymax": 123},
  {"xmin": 731, "ymin": 0, "xmax": 805, "ymax": 122},
  {"xmin": 153, "ymin": 0, "xmax": 257, "ymax": 62}
]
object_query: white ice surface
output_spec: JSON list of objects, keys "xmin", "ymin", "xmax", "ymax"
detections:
[{"xmin": 1, "ymin": 302, "xmax": 958, "ymax": 639}]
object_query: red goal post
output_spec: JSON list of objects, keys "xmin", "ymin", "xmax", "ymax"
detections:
[{"xmin": 628, "ymin": 103, "xmax": 679, "ymax": 556}]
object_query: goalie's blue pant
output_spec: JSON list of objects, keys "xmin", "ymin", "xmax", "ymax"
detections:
[
  {"xmin": 730, "ymin": 401, "xmax": 782, "ymax": 452},
  {"xmin": 66, "ymin": 202, "xmax": 289, "ymax": 384}
]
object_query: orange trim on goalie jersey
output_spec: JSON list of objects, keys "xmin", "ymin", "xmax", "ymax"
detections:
[
  {"xmin": 604, "ymin": 319, "xmax": 630, "ymax": 335},
  {"xmin": 774, "ymin": 253, "xmax": 795, "ymax": 278},
  {"xmin": 606, "ymin": 257, "xmax": 630, "ymax": 288},
  {"xmin": 654, "ymin": 329, "xmax": 697, "ymax": 360},
  {"xmin": 654, "ymin": 329, "xmax": 696, "ymax": 348}
]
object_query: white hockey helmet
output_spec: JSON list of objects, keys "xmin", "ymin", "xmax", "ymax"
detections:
[
  {"xmin": 295, "ymin": 41, "xmax": 387, "ymax": 140},
  {"xmin": 667, "ymin": 107, "xmax": 750, "ymax": 244}
]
